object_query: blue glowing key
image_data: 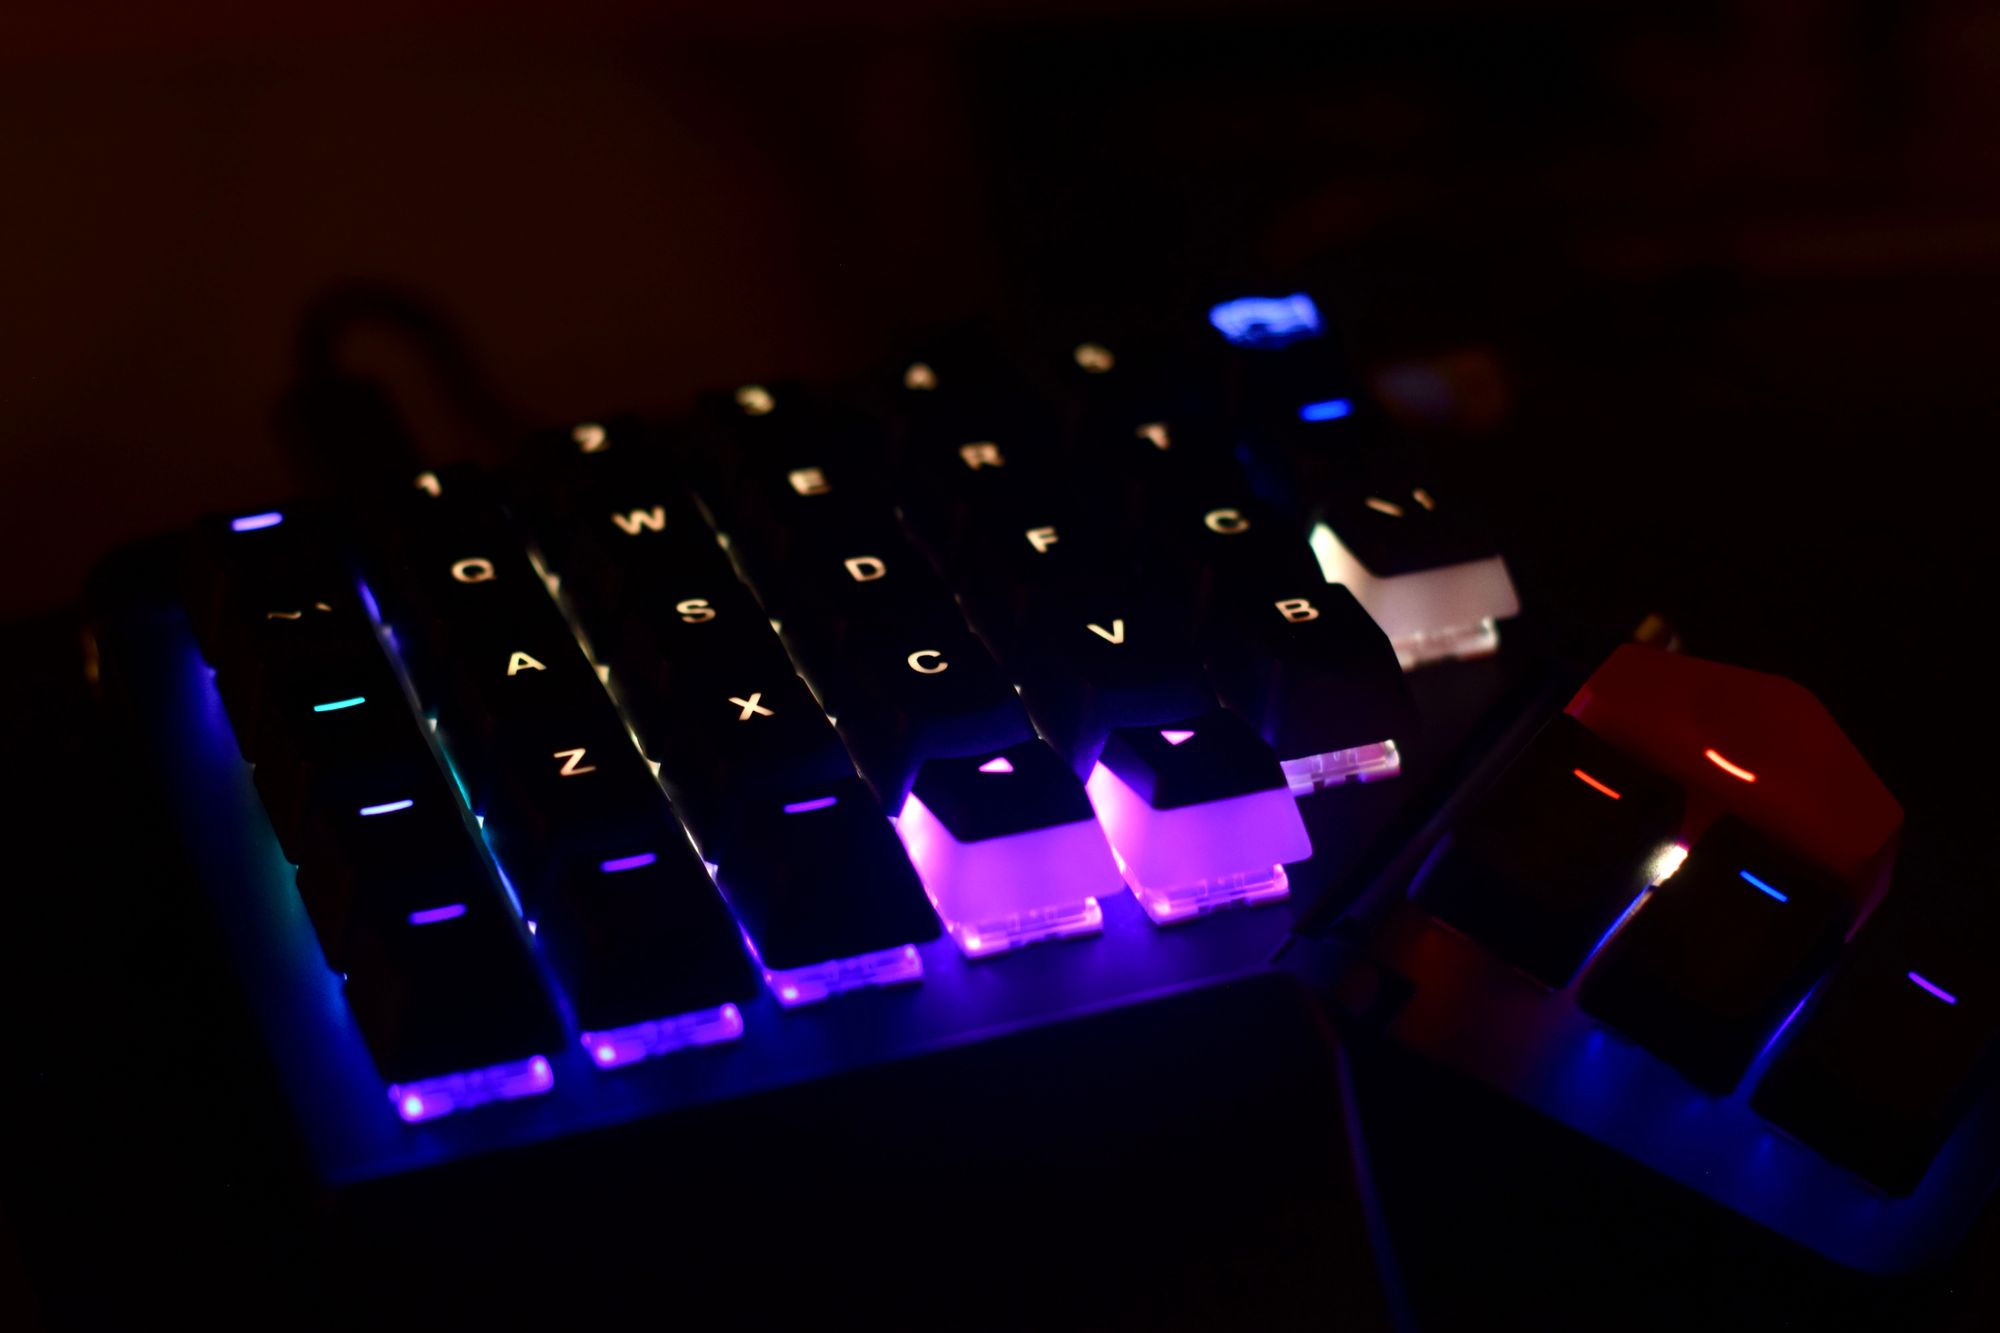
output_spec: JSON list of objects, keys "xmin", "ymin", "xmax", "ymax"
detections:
[
  {"xmin": 1207, "ymin": 293, "xmax": 1322, "ymax": 348},
  {"xmin": 1908, "ymin": 972, "xmax": 1958, "ymax": 1005},
  {"xmin": 1298, "ymin": 397, "xmax": 1352, "ymax": 423},
  {"xmin": 782, "ymin": 795, "xmax": 839, "ymax": 814},
  {"xmin": 312, "ymin": 696, "xmax": 366, "ymax": 713},
  {"xmin": 1739, "ymin": 869, "xmax": 1789, "ymax": 903},
  {"xmin": 598, "ymin": 852, "xmax": 657, "ymax": 874},
  {"xmin": 229, "ymin": 511, "xmax": 284, "ymax": 532}
]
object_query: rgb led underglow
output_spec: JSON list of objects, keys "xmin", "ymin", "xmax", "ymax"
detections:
[
  {"xmin": 1084, "ymin": 763, "xmax": 1310, "ymax": 924},
  {"xmin": 582, "ymin": 1002, "xmax": 745, "ymax": 1069},
  {"xmin": 754, "ymin": 940, "xmax": 925, "ymax": 1009},
  {"xmin": 1281, "ymin": 740, "xmax": 1401, "ymax": 796},
  {"xmin": 1206, "ymin": 293, "xmax": 1321, "ymax": 348},
  {"xmin": 895, "ymin": 793, "xmax": 1120, "ymax": 957},
  {"xmin": 387, "ymin": 1054, "xmax": 553, "ymax": 1123},
  {"xmin": 1298, "ymin": 397, "xmax": 1352, "ymax": 422},
  {"xmin": 229, "ymin": 511, "xmax": 284, "ymax": 532}
]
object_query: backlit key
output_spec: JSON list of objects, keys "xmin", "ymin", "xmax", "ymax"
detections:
[
  {"xmin": 1752, "ymin": 857, "xmax": 2000, "ymax": 1195},
  {"xmin": 1085, "ymin": 710, "xmax": 1310, "ymax": 923},
  {"xmin": 1410, "ymin": 714, "xmax": 1684, "ymax": 987},
  {"xmin": 897, "ymin": 739, "xmax": 1123, "ymax": 956},
  {"xmin": 1578, "ymin": 817, "xmax": 1849, "ymax": 1092},
  {"xmin": 711, "ymin": 778, "xmax": 939, "ymax": 1002}
]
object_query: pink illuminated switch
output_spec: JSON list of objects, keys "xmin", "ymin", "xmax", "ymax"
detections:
[
  {"xmin": 1086, "ymin": 710, "xmax": 1311, "ymax": 923},
  {"xmin": 897, "ymin": 739, "xmax": 1124, "ymax": 957}
]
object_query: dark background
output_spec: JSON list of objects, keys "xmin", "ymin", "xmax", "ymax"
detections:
[{"xmin": 5, "ymin": 1, "xmax": 2000, "ymax": 1325}]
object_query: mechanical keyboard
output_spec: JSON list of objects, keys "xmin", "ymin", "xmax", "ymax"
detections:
[{"xmin": 71, "ymin": 291, "xmax": 2000, "ymax": 1315}]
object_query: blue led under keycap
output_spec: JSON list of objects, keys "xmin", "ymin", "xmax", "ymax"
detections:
[
  {"xmin": 1740, "ymin": 869, "xmax": 1789, "ymax": 902},
  {"xmin": 1298, "ymin": 397, "xmax": 1352, "ymax": 422},
  {"xmin": 229, "ymin": 511, "xmax": 284, "ymax": 532},
  {"xmin": 1207, "ymin": 293, "xmax": 1321, "ymax": 348}
]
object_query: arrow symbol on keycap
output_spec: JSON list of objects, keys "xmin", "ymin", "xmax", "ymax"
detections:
[
  {"xmin": 978, "ymin": 757, "xmax": 1015, "ymax": 774},
  {"xmin": 1160, "ymin": 729, "xmax": 1196, "ymax": 747}
]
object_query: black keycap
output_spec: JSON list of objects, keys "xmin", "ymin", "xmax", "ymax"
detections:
[
  {"xmin": 551, "ymin": 485, "xmax": 724, "ymax": 621},
  {"xmin": 254, "ymin": 720, "xmax": 444, "ymax": 865},
  {"xmin": 1144, "ymin": 492, "xmax": 1325, "ymax": 629},
  {"xmin": 426, "ymin": 602, "xmax": 610, "ymax": 799},
  {"xmin": 907, "ymin": 738, "xmax": 1098, "ymax": 843},
  {"xmin": 894, "ymin": 413, "xmax": 1065, "ymax": 563},
  {"xmin": 1097, "ymin": 706, "xmax": 1291, "ymax": 809},
  {"xmin": 1209, "ymin": 295, "xmax": 1360, "ymax": 427},
  {"xmin": 1753, "ymin": 871, "xmax": 2000, "ymax": 1195},
  {"xmin": 1578, "ymin": 817, "xmax": 1851, "ymax": 1092},
  {"xmin": 293, "ymin": 792, "xmax": 492, "ymax": 974},
  {"xmin": 687, "ymin": 391, "xmax": 895, "ymax": 588},
  {"xmin": 808, "ymin": 609, "xmax": 1036, "ymax": 807},
  {"xmin": 184, "ymin": 508, "xmax": 348, "ymax": 663},
  {"xmin": 477, "ymin": 709, "xmax": 680, "ymax": 910},
  {"xmin": 758, "ymin": 520, "xmax": 952, "ymax": 643},
  {"xmin": 1203, "ymin": 579, "xmax": 1416, "ymax": 764},
  {"xmin": 586, "ymin": 573, "xmax": 773, "ymax": 700},
  {"xmin": 1410, "ymin": 714, "xmax": 1685, "ymax": 987},
  {"xmin": 343, "ymin": 887, "xmax": 563, "ymax": 1085},
  {"xmin": 511, "ymin": 419, "xmax": 689, "ymax": 571},
  {"xmin": 1005, "ymin": 590, "xmax": 1214, "ymax": 772},
  {"xmin": 711, "ymin": 778, "xmax": 940, "ymax": 970},
  {"xmin": 634, "ymin": 668, "xmax": 856, "ymax": 857},
  {"xmin": 1310, "ymin": 449, "xmax": 1500, "ymax": 577},
  {"xmin": 1072, "ymin": 405, "xmax": 1243, "ymax": 531},
  {"xmin": 944, "ymin": 496, "xmax": 1126, "ymax": 633},
  {"xmin": 530, "ymin": 836, "xmax": 758, "ymax": 1032}
]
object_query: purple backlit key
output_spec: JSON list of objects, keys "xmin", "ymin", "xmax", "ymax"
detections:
[
  {"xmin": 1752, "ymin": 859, "xmax": 2000, "ymax": 1195},
  {"xmin": 530, "ymin": 837, "xmax": 757, "ymax": 1038},
  {"xmin": 711, "ymin": 778, "xmax": 939, "ymax": 1004},
  {"xmin": 342, "ymin": 885, "xmax": 563, "ymax": 1088},
  {"xmin": 1085, "ymin": 709, "xmax": 1310, "ymax": 924},
  {"xmin": 898, "ymin": 738, "xmax": 1123, "ymax": 956}
]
